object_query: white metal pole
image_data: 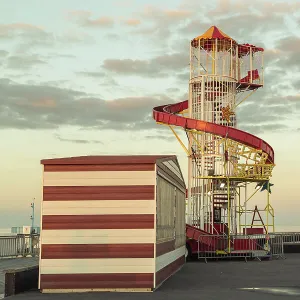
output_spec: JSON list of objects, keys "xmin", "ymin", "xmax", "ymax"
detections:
[
  {"xmin": 250, "ymin": 47, "xmax": 253, "ymax": 83},
  {"xmin": 244, "ymin": 183, "xmax": 247, "ymax": 234}
]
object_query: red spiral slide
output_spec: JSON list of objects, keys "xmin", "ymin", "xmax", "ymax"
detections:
[{"xmin": 153, "ymin": 100, "xmax": 274, "ymax": 164}]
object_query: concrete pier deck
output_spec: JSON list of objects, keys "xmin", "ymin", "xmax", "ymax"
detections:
[{"xmin": 5, "ymin": 254, "xmax": 300, "ymax": 299}]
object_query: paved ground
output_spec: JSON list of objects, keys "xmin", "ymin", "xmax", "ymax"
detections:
[
  {"xmin": 5, "ymin": 254, "xmax": 300, "ymax": 299},
  {"xmin": 0, "ymin": 257, "xmax": 38, "ymax": 298}
]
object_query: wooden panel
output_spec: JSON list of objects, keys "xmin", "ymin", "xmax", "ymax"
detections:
[
  {"xmin": 156, "ymin": 246, "xmax": 185, "ymax": 272},
  {"xmin": 42, "ymin": 200, "xmax": 155, "ymax": 215},
  {"xmin": 156, "ymin": 240, "xmax": 175, "ymax": 257},
  {"xmin": 44, "ymin": 164, "xmax": 155, "ymax": 172},
  {"xmin": 40, "ymin": 258, "xmax": 154, "ymax": 274},
  {"xmin": 41, "ymin": 155, "xmax": 175, "ymax": 165},
  {"xmin": 155, "ymin": 255, "xmax": 185, "ymax": 287},
  {"xmin": 41, "ymin": 244, "xmax": 154, "ymax": 259},
  {"xmin": 43, "ymin": 186, "xmax": 155, "ymax": 201},
  {"xmin": 42, "ymin": 214, "xmax": 155, "ymax": 230},
  {"xmin": 43, "ymin": 171, "xmax": 155, "ymax": 187},
  {"xmin": 40, "ymin": 273, "xmax": 154, "ymax": 289},
  {"xmin": 42, "ymin": 229, "xmax": 155, "ymax": 244}
]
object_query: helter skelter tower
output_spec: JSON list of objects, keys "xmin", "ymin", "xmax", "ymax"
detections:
[{"xmin": 184, "ymin": 26, "xmax": 275, "ymax": 236}]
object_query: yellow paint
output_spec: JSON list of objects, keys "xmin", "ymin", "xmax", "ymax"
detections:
[{"xmin": 169, "ymin": 125, "xmax": 190, "ymax": 156}]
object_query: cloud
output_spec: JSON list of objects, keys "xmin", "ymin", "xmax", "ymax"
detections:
[
  {"xmin": 235, "ymin": 91, "xmax": 300, "ymax": 134},
  {"xmin": 102, "ymin": 52, "xmax": 189, "ymax": 78},
  {"xmin": 4, "ymin": 54, "xmax": 47, "ymax": 70},
  {"xmin": 0, "ymin": 22, "xmax": 94, "ymax": 53},
  {"xmin": 128, "ymin": 6, "xmax": 194, "ymax": 46},
  {"xmin": 55, "ymin": 134, "xmax": 103, "ymax": 144},
  {"xmin": 0, "ymin": 78, "xmax": 173, "ymax": 131},
  {"xmin": 67, "ymin": 10, "xmax": 114, "ymax": 28},
  {"xmin": 76, "ymin": 71, "xmax": 106, "ymax": 78},
  {"xmin": 239, "ymin": 123, "xmax": 289, "ymax": 135},
  {"xmin": 123, "ymin": 19, "xmax": 141, "ymax": 26},
  {"xmin": 0, "ymin": 50, "xmax": 9, "ymax": 57},
  {"xmin": 0, "ymin": 23, "xmax": 46, "ymax": 40},
  {"xmin": 145, "ymin": 134, "xmax": 174, "ymax": 141}
]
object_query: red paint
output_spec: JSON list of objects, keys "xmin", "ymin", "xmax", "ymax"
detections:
[
  {"xmin": 153, "ymin": 100, "xmax": 274, "ymax": 164},
  {"xmin": 42, "ymin": 214, "xmax": 155, "ymax": 230},
  {"xmin": 43, "ymin": 185, "xmax": 155, "ymax": 201}
]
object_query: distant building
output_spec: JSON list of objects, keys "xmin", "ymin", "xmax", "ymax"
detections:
[{"xmin": 11, "ymin": 226, "xmax": 40, "ymax": 234}]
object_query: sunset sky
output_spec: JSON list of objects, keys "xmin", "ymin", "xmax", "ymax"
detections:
[{"xmin": 0, "ymin": 0, "xmax": 299, "ymax": 230}]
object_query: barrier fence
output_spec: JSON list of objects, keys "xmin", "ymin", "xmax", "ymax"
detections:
[
  {"xmin": 197, "ymin": 233, "xmax": 285, "ymax": 262},
  {"xmin": 275, "ymin": 232, "xmax": 300, "ymax": 244},
  {"xmin": 0, "ymin": 234, "xmax": 40, "ymax": 258}
]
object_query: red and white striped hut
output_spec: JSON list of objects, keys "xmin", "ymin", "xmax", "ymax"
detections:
[{"xmin": 39, "ymin": 155, "xmax": 186, "ymax": 293}]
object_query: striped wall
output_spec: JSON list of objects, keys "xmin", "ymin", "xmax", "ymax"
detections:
[{"xmin": 40, "ymin": 163, "xmax": 157, "ymax": 292}]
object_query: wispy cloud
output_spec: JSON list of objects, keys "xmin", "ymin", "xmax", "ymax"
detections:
[
  {"xmin": 54, "ymin": 134, "xmax": 104, "ymax": 144},
  {"xmin": 66, "ymin": 10, "xmax": 114, "ymax": 28}
]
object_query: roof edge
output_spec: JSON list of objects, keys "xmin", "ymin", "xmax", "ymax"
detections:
[{"xmin": 41, "ymin": 155, "xmax": 177, "ymax": 165}]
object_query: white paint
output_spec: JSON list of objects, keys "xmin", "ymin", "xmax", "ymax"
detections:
[
  {"xmin": 42, "ymin": 229, "xmax": 155, "ymax": 244},
  {"xmin": 40, "ymin": 258, "xmax": 155, "ymax": 274},
  {"xmin": 43, "ymin": 171, "xmax": 155, "ymax": 186},
  {"xmin": 42, "ymin": 200, "xmax": 155, "ymax": 215},
  {"xmin": 156, "ymin": 246, "xmax": 185, "ymax": 272}
]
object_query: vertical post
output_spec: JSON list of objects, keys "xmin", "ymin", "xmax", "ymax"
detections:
[
  {"xmin": 187, "ymin": 79, "xmax": 193, "ymax": 225},
  {"xmin": 215, "ymin": 39, "xmax": 218, "ymax": 74},
  {"xmin": 261, "ymin": 51, "xmax": 264, "ymax": 86},
  {"xmin": 227, "ymin": 177, "xmax": 231, "ymax": 252},
  {"xmin": 244, "ymin": 183, "xmax": 247, "ymax": 235},
  {"xmin": 266, "ymin": 181, "xmax": 270, "ymax": 234},
  {"xmin": 236, "ymin": 45, "xmax": 239, "ymax": 81},
  {"xmin": 200, "ymin": 76, "xmax": 205, "ymax": 230},
  {"xmin": 238, "ymin": 187, "xmax": 241, "ymax": 234},
  {"xmin": 230, "ymin": 39, "xmax": 233, "ymax": 78},
  {"xmin": 190, "ymin": 40, "xmax": 192, "ymax": 80},
  {"xmin": 250, "ymin": 47, "xmax": 253, "ymax": 83},
  {"xmin": 198, "ymin": 43, "xmax": 200, "ymax": 76}
]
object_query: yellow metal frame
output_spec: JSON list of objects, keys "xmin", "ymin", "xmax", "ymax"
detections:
[{"xmin": 156, "ymin": 111, "xmax": 275, "ymax": 242}]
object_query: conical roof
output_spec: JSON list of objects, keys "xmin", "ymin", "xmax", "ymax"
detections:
[{"xmin": 194, "ymin": 25, "xmax": 235, "ymax": 42}]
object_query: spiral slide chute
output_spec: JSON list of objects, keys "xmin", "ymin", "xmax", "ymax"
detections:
[{"xmin": 153, "ymin": 100, "xmax": 274, "ymax": 165}]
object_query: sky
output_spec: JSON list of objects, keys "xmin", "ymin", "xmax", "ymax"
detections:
[{"xmin": 0, "ymin": 0, "xmax": 299, "ymax": 230}]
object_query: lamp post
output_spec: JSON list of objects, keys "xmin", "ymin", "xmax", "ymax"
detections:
[{"xmin": 30, "ymin": 198, "xmax": 35, "ymax": 234}]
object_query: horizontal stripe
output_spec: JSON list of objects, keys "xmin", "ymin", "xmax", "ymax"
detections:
[
  {"xmin": 44, "ymin": 164, "xmax": 155, "ymax": 172},
  {"xmin": 42, "ymin": 200, "xmax": 155, "ymax": 215},
  {"xmin": 43, "ymin": 186, "xmax": 155, "ymax": 201},
  {"xmin": 41, "ymin": 288, "xmax": 152, "ymax": 293},
  {"xmin": 43, "ymin": 171, "xmax": 155, "ymax": 186},
  {"xmin": 41, "ymin": 229, "xmax": 155, "ymax": 244},
  {"xmin": 156, "ymin": 240, "xmax": 175, "ymax": 257},
  {"xmin": 40, "ymin": 273, "xmax": 154, "ymax": 290},
  {"xmin": 156, "ymin": 246, "xmax": 185, "ymax": 272},
  {"xmin": 155, "ymin": 256, "xmax": 185, "ymax": 287},
  {"xmin": 40, "ymin": 258, "xmax": 154, "ymax": 274},
  {"xmin": 42, "ymin": 214, "xmax": 155, "ymax": 230},
  {"xmin": 41, "ymin": 244, "xmax": 154, "ymax": 259},
  {"xmin": 41, "ymin": 155, "xmax": 175, "ymax": 165}
]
